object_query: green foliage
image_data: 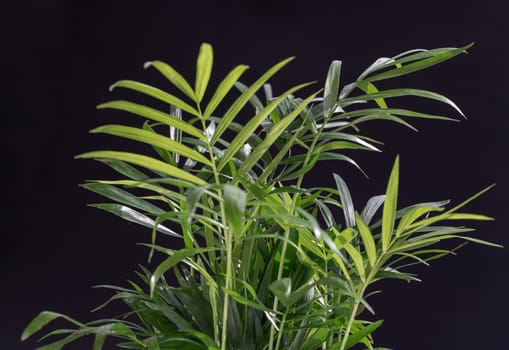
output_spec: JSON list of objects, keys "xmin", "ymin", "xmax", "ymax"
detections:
[{"xmin": 23, "ymin": 43, "xmax": 499, "ymax": 350}]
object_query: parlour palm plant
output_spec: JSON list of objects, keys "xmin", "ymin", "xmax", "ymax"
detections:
[{"xmin": 23, "ymin": 43, "xmax": 498, "ymax": 350}]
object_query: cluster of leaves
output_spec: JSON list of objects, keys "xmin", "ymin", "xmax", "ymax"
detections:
[{"xmin": 23, "ymin": 43, "xmax": 498, "ymax": 350}]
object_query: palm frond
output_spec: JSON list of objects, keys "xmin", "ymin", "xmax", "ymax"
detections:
[{"xmin": 23, "ymin": 43, "xmax": 498, "ymax": 350}]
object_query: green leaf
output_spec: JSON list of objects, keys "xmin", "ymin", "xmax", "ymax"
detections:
[
  {"xmin": 36, "ymin": 333, "xmax": 87, "ymax": 350},
  {"xmin": 444, "ymin": 184, "xmax": 496, "ymax": 215},
  {"xmin": 363, "ymin": 44, "xmax": 472, "ymax": 83},
  {"xmin": 183, "ymin": 329, "xmax": 221, "ymax": 350},
  {"xmin": 258, "ymin": 125, "xmax": 307, "ymax": 184},
  {"xmin": 143, "ymin": 121, "xmax": 175, "ymax": 165},
  {"xmin": 317, "ymin": 140, "xmax": 375, "ymax": 153},
  {"xmin": 269, "ymin": 278, "xmax": 293, "ymax": 308},
  {"xmin": 90, "ymin": 125, "xmax": 212, "ymax": 166},
  {"xmin": 370, "ymin": 199, "xmax": 450, "ymax": 230},
  {"xmin": 110, "ymin": 323, "xmax": 137, "ymax": 338},
  {"xmin": 150, "ymin": 247, "xmax": 219, "ymax": 296},
  {"xmin": 110, "ymin": 80, "xmax": 200, "ymax": 117},
  {"xmin": 185, "ymin": 185, "xmax": 209, "ymax": 221},
  {"xmin": 333, "ymin": 173, "xmax": 355, "ymax": 228},
  {"xmin": 98, "ymin": 159, "xmax": 148, "ymax": 180},
  {"xmin": 144, "ymin": 336, "xmax": 161, "ymax": 350},
  {"xmin": 355, "ymin": 213, "xmax": 377, "ymax": 268},
  {"xmin": 222, "ymin": 288, "xmax": 272, "ymax": 313},
  {"xmin": 144, "ymin": 60, "xmax": 196, "ymax": 100},
  {"xmin": 306, "ymin": 132, "xmax": 381, "ymax": 152},
  {"xmin": 361, "ymin": 195, "xmax": 385, "ymax": 225},
  {"xmin": 396, "ymin": 206, "xmax": 444, "ymax": 237},
  {"xmin": 195, "ymin": 43, "xmax": 213, "ymax": 103},
  {"xmin": 92, "ymin": 325, "xmax": 109, "ymax": 350},
  {"xmin": 223, "ymin": 185, "xmax": 247, "ymax": 239},
  {"xmin": 323, "ymin": 60, "xmax": 342, "ymax": 115},
  {"xmin": 395, "ymin": 234, "xmax": 501, "ymax": 252},
  {"xmin": 217, "ymin": 82, "xmax": 312, "ymax": 171},
  {"xmin": 89, "ymin": 203, "xmax": 180, "ymax": 237},
  {"xmin": 444, "ymin": 213, "xmax": 494, "ymax": 221},
  {"xmin": 316, "ymin": 198, "xmax": 336, "ymax": 227},
  {"xmin": 357, "ymin": 47, "xmax": 463, "ymax": 82},
  {"xmin": 22, "ymin": 311, "xmax": 83, "ymax": 341},
  {"xmin": 382, "ymin": 156, "xmax": 399, "ymax": 252},
  {"xmin": 355, "ymin": 107, "xmax": 458, "ymax": 122},
  {"xmin": 81, "ymin": 182, "xmax": 165, "ymax": 216},
  {"xmin": 212, "ymin": 56, "xmax": 295, "ymax": 145},
  {"xmin": 357, "ymin": 81, "xmax": 388, "ymax": 109},
  {"xmin": 233, "ymin": 81, "xmax": 264, "ymax": 113},
  {"xmin": 404, "ymin": 212, "xmax": 493, "ymax": 235},
  {"xmin": 203, "ymin": 65, "xmax": 249, "ymax": 119},
  {"xmin": 341, "ymin": 88, "xmax": 464, "ymax": 117},
  {"xmin": 97, "ymin": 100, "xmax": 205, "ymax": 140},
  {"xmin": 344, "ymin": 320, "xmax": 384, "ymax": 349},
  {"xmin": 300, "ymin": 328, "xmax": 330, "ymax": 350},
  {"xmin": 76, "ymin": 151, "xmax": 207, "ymax": 186},
  {"xmin": 377, "ymin": 267, "xmax": 420, "ymax": 282},
  {"xmin": 296, "ymin": 207, "xmax": 344, "ymax": 259},
  {"xmin": 233, "ymin": 91, "xmax": 318, "ymax": 182},
  {"xmin": 94, "ymin": 179, "xmax": 185, "ymax": 202},
  {"xmin": 344, "ymin": 240, "xmax": 366, "ymax": 281}
]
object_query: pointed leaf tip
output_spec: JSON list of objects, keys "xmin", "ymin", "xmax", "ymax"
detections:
[
  {"xmin": 195, "ymin": 42, "xmax": 214, "ymax": 103},
  {"xmin": 381, "ymin": 155, "xmax": 400, "ymax": 252},
  {"xmin": 108, "ymin": 83, "xmax": 116, "ymax": 92},
  {"xmin": 21, "ymin": 311, "xmax": 58, "ymax": 340},
  {"xmin": 143, "ymin": 61, "xmax": 153, "ymax": 69},
  {"xmin": 22, "ymin": 311, "xmax": 83, "ymax": 341},
  {"xmin": 333, "ymin": 173, "xmax": 356, "ymax": 228},
  {"xmin": 464, "ymin": 42, "xmax": 475, "ymax": 52},
  {"xmin": 324, "ymin": 60, "xmax": 342, "ymax": 115}
]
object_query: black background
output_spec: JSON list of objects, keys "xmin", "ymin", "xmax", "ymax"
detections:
[{"xmin": 2, "ymin": 0, "xmax": 508, "ymax": 349}]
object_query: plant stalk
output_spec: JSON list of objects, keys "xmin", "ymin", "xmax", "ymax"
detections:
[
  {"xmin": 269, "ymin": 115, "xmax": 330, "ymax": 350},
  {"xmin": 201, "ymin": 119, "xmax": 230, "ymax": 349},
  {"xmin": 338, "ymin": 296, "xmax": 362, "ymax": 350}
]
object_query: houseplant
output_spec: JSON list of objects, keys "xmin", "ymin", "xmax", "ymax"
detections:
[{"xmin": 22, "ymin": 43, "xmax": 498, "ymax": 349}]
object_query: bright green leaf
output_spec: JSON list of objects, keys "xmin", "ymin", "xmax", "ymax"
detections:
[
  {"xmin": 355, "ymin": 213, "xmax": 377, "ymax": 267},
  {"xmin": 97, "ymin": 100, "xmax": 205, "ymax": 140},
  {"xmin": 109, "ymin": 80, "xmax": 200, "ymax": 117},
  {"xmin": 76, "ymin": 151, "xmax": 207, "ymax": 186},
  {"xmin": 382, "ymin": 156, "xmax": 399, "ymax": 252},
  {"xmin": 212, "ymin": 57, "xmax": 295, "ymax": 145},
  {"xmin": 203, "ymin": 65, "xmax": 249, "ymax": 119},
  {"xmin": 144, "ymin": 60, "xmax": 196, "ymax": 100},
  {"xmin": 344, "ymin": 320, "xmax": 384, "ymax": 349},
  {"xmin": 234, "ymin": 91, "xmax": 318, "ymax": 183},
  {"xmin": 90, "ymin": 125, "xmax": 212, "ymax": 166},
  {"xmin": 218, "ymin": 82, "xmax": 312, "ymax": 171},
  {"xmin": 150, "ymin": 247, "xmax": 219, "ymax": 296},
  {"xmin": 195, "ymin": 43, "xmax": 214, "ymax": 103}
]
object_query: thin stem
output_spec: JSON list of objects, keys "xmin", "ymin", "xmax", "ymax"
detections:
[
  {"xmin": 201, "ymin": 119, "xmax": 230, "ymax": 348},
  {"xmin": 221, "ymin": 222, "xmax": 233, "ymax": 350},
  {"xmin": 269, "ymin": 112, "xmax": 331, "ymax": 350},
  {"xmin": 274, "ymin": 312, "xmax": 289, "ymax": 350},
  {"xmin": 339, "ymin": 244, "xmax": 392, "ymax": 350},
  {"xmin": 268, "ymin": 227, "xmax": 290, "ymax": 350},
  {"xmin": 323, "ymin": 256, "xmax": 329, "ymax": 349},
  {"xmin": 241, "ymin": 205, "xmax": 261, "ymax": 341},
  {"xmin": 338, "ymin": 296, "xmax": 362, "ymax": 350}
]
